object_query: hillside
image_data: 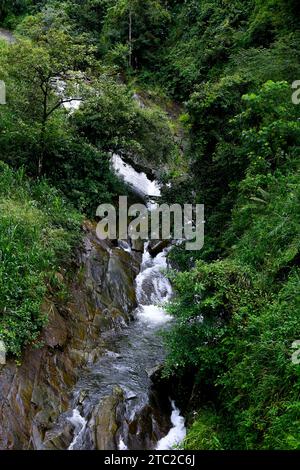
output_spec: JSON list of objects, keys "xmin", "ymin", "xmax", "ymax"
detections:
[{"xmin": 0, "ymin": 0, "xmax": 299, "ymax": 451}]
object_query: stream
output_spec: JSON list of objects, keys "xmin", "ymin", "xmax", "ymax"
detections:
[{"xmin": 63, "ymin": 157, "xmax": 186, "ymax": 450}]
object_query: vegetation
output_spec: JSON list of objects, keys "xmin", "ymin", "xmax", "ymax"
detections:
[
  {"xmin": 158, "ymin": 0, "xmax": 300, "ymax": 451},
  {"xmin": 0, "ymin": 1, "xmax": 174, "ymax": 356},
  {"xmin": 0, "ymin": 0, "xmax": 299, "ymax": 450},
  {"xmin": 0, "ymin": 162, "xmax": 82, "ymax": 356}
]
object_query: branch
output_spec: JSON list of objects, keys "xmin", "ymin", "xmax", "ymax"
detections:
[{"xmin": 46, "ymin": 97, "xmax": 83, "ymax": 118}]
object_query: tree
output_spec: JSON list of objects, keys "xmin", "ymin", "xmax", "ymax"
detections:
[
  {"xmin": 0, "ymin": 0, "xmax": 28, "ymax": 24},
  {"xmin": 0, "ymin": 12, "xmax": 96, "ymax": 175},
  {"xmin": 102, "ymin": 0, "xmax": 170, "ymax": 69},
  {"xmin": 64, "ymin": 0, "xmax": 110, "ymax": 34}
]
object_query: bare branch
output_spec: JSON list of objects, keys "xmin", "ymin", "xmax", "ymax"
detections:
[{"xmin": 46, "ymin": 97, "xmax": 83, "ymax": 118}]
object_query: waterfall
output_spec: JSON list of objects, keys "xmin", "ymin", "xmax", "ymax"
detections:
[
  {"xmin": 156, "ymin": 401, "xmax": 187, "ymax": 450},
  {"xmin": 111, "ymin": 154, "xmax": 161, "ymax": 198},
  {"xmin": 64, "ymin": 155, "xmax": 186, "ymax": 450},
  {"xmin": 68, "ymin": 409, "xmax": 87, "ymax": 450}
]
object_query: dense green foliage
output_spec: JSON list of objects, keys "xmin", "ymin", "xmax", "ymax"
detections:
[
  {"xmin": 156, "ymin": 0, "xmax": 300, "ymax": 451},
  {"xmin": 0, "ymin": 0, "xmax": 299, "ymax": 450},
  {"xmin": 0, "ymin": 1, "xmax": 175, "ymax": 357},
  {"xmin": 0, "ymin": 18, "xmax": 125, "ymax": 213},
  {"xmin": 165, "ymin": 166, "xmax": 300, "ymax": 448},
  {"xmin": 0, "ymin": 6, "xmax": 174, "ymax": 213},
  {"xmin": 0, "ymin": 162, "xmax": 82, "ymax": 356},
  {"xmin": 0, "ymin": 0, "xmax": 46, "ymax": 27}
]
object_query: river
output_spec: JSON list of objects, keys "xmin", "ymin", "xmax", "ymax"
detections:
[{"xmin": 63, "ymin": 157, "xmax": 186, "ymax": 450}]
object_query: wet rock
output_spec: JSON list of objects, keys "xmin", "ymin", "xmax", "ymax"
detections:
[
  {"xmin": 126, "ymin": 398, "xmax": 171, "ymax": 450},
  {"xmin": 0, "ymin": 28, "xmax": 16, "ymax": 44},
  {"xmin": 82, "ymin": 228, "xmax": 140, "ymax": 319},
  {"xmin": 77, "ymin": 390, "xmax": 88, "ymax": 405},
  {"xmin": 43, "ymin": 301, "xmax": 68, "ymax": 348},
  {"xmin": 131, "ymin": 238, "xmax": 145, "ymax": 252},
  {"xmin": 89, "ymin": 387, "xmax": 125, "ymax": 450},
  {"xmin": 148, "ymin": 240, "xmax": 170, "ymax": 257},
  {"xmin": 43, "ymin": 422, "xmax": 74, "ymax": 450},
  {"xmin": 146, "ymin": 364, "xmax": 164, "ymax": 379},
  {"xmin": 0, "ymin": 222, "xmax": 140, "ymax": 450}
]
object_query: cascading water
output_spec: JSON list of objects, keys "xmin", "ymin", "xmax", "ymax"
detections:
[
  {"xmin": 156, "ymin": 401, "xmax": 187, "ymax": 450},
  {"xmin": 112, "ymin": 154, "xmax": 161, "ymax": 199},
  {"xmin": 135, "ymin": 243, "xmax": 173, "ymax": 322},
  {"xmin": 52, "ymin": 104, "xmax": 186, "ymax": 448},
  {"xmin": 67, "ymin": 239, "xmax": 186, "ymax": 450},
  {"xmin": 68, "ymin": 409, "xmax": 87, "ymax": 451}
]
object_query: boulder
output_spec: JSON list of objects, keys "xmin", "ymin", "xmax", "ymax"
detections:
[{"xmin": 89, "ymin": 387, "xmax": 125, "ymax": 450}]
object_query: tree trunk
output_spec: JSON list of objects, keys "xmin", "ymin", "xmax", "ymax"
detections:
[
  {"xmin": 128, "ymin": 8, "xmax": 132, "ymax": 67},
  {"xmin": 38, "ymin": 121, "xmax": 46, "ymax": 178},
  {"xmin": 38, "ymin": 83, "xmax": 49, "ymax": 177}
]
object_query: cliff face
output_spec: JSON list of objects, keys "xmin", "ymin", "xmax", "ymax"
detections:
[{"xmin": 0, "ymin": 223, "xmax": 141, "ymax": 450}]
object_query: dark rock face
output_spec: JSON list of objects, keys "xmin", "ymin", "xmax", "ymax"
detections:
[
  {"xmin": 148, "ymin": 240, "xmax": 170, "ymax": 257},
  {"xmin": 0, "ymin": 223, "xmax": 140, "ymax": 450},
  {"xmin": 89, "ymin": 387, "xmax": 125, "ymax": 450},
  {"xmin": 123, "ymin": 393, "xmax": 172, "ymax": 451}
]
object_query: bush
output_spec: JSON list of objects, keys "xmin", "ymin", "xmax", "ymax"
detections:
[
  {"xmin": 0, "ymin": 162, "xmax": 82, "ymax": 356},
  {"xmin": 183, "ymin": 410, "xmax": 223, "ymax": 450}
]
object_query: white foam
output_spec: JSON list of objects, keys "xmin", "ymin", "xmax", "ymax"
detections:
[
  {"xmin": 156, "ymin": 401, "xmax": 186, "ymax": 450},
  {"xmin": 137, "ymin": 305, "xmax": 172, "ymax": 325},
  {"xmin": 53, "ymin": 78, "xmax": 82, "ymax": 113},
  {"xmin": 119, "ymin": 437, "xmax": 128, "ymax": 450},
  {"xmin": 68, "ymin": 409, "xmax": 87, "ymax": 450},
  {"xmin": 133, "ymin": 242, "xmax": 173, "ymax": 326},
  {"xmin": 63, "ymin": 99, "xmax": 81, "ymax": 112},
  {"xmin": 112, "ymin": 154, "xmax": 161, "ymax": 197}
]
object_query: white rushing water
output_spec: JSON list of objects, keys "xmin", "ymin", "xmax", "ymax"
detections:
[
  {"xmin": 118, "ymin": 437, "xmax": 128, "ymax": 451},
  {"xmin": 156, "ymin": 401, "xmax": 187, "ymax": 450},
  {"xmin": 68, "ymin": 409, "xmax": 87, "ymax": 450},
  {"xmin": 134, "ymin": 245, "xmax": 186, "ymax": 448},
  {"xmin": 112, "ymin": 152, "xmax": 186, "ymax": 448},
  {"xmin": 115, "ymin": 242, "xmax": 186, "ymax": 450},
  {"xmin": 54, "ymin": 78, "xmax": 82, "ymax": 113},
  {"xmin": 136, "ymin": 246, "xmax": 173, "ymax": 305},
  {"xmin": 112, "ymin": 154, "xmax": 161, "ymax": 198},
  {"xmin": 137, "ymin": 304, "xmax": 172, "ymax": 326},
  {"xmin": 135, "ymin": 245, "xmax": 173, "ymax": 326}
]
